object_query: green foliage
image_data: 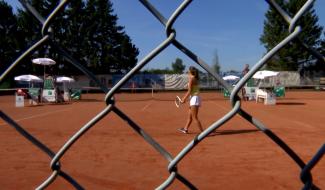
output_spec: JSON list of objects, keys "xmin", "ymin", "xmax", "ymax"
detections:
[
  {"xmin": 79, "ymin": 0, "xmax": 139, "ymax": 74},
  {"xmin": 0, "ymin": 1, "xmax": 19, "ymax": 73},
  {"xmin": 0, "ymin": 80, "xmax": 12, "ymax": 89},
  {"xmin": 260, "ymin": 0, "xmax": 323, "ymax": 71},
  {"xmin": 212, "ymin": 50, "xmax": 221, "ymax": 74},
  {"xmin": 0, "ymin": 0, "xmax": 139, "ymax": 78},
  {"xmin": 171, "ymin": 58, "xmax": 185, "ymax": 74},
  {"xmin": 306, "ymin": 37, "xmax": 325, "ymax": 71},
  {"xmin": 142, "ymin": 67, "xmax": 174, "ymax": 74}
]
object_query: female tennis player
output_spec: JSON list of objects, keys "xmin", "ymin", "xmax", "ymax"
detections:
[{"xmin": 178, "ymin": 66, "xmax": 204, "ymax": 134}]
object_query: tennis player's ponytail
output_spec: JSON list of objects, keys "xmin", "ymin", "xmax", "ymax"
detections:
[{"xmin": 189, "ymin": 66, "xmax": 199, "ymax": 80}]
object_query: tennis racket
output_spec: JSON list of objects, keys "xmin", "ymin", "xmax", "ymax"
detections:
[{"xmin": 175, "ymin": 96, "xmax": 182, "ymax": 108}]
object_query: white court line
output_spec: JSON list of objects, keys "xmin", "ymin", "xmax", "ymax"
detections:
[
  {"xmin": 0, "ymin": 108, "xmax": 72, "ymax": 126},
  {"xmin": 141, "ymin": 102, "xmax": 152, "ymax": 111},
  {"xmin": 291, "ymin": 120, "xmax": 317, "ymax": 130}
]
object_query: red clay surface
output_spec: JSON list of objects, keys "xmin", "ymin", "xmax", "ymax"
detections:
[{"xmin": 0, "ymin": 90, "xmax": 324, "ymax": 190}]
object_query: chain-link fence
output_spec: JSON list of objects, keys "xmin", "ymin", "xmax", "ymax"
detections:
[{"xmin": 1, "ymin": 0, "xmax": 324, "ymax": 189}]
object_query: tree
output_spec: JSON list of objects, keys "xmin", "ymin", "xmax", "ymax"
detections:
[
  {"xmin": 171, "ymin": 58, "xmax": 185, "ymax": 74},
  {"xmin": 260, "ymin": 0, "xmax": 323, "ymax": 71},
  {"xmin": 0, "ymin": 1, "xmax": 19, "ymax": 71},
  {"xmin": 211, "ymin": 50, "xmax": 221, "ymax": 74},
  {"xmin": 309, "ymin": 36, "xmax": 325, "ymax": 72},
  {"xmin": 81, "ymin": 0, "xmax": 139, "ymax": 74},
  {"xmin": 142, "ymin": 67, "xmax": 174, "ymax": 74},
  {"xmin": 0, "ymin": 1, "xmax": 20, "ymax": 87},
  {"xmin": 13, "ymin": 0, "xmax": 61, "ymax": 75},
  {"xmin": 2, "ymin": 0, "xmax": 139, "ymax": 77},
  {"xmin": 54, "ymin": 0, "xmax": 87, "ymax": 75}
]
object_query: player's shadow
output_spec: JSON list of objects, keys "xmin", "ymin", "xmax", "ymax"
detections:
[
  {"xmin": 208, "ymin": 129, "xmax": 260, "ymax": 137},
  {"xmin": 77, "ymin": 98, "xmax": 103, "ymax": 102},
  {"xmin": 276, "ymin": 102, "xmax": 305, "ymax": 105}
]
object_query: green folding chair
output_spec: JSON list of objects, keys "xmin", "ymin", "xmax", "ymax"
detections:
[
  {"xmin": 44, "ymin": 78, "xmax": 54, "ymax": 89},
  {"xmin": 70, "ymin": 89, "xmax": 82, "ymax": 100},
  {"xmin": 223, "ymin": 88, "xmax": 230, "ymax": 98},
  {"xmin": 273, "ymin": 86, "xmax": 285, "ymax": 97},
  {"xmin": 28, "ymin": 88, "xmax": 40, "ymax": 104}
]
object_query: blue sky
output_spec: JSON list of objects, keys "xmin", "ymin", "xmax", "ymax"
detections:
[{"xmin": 5, "ymin": 0, "xmax": 325, "ymax": 72}]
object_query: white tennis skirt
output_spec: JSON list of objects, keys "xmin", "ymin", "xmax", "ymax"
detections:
[{"xmin": 190, "ymin": 95, "xmax": 201, "ymax": 107}]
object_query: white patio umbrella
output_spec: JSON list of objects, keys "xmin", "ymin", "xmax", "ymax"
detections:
[
  {"xmin": 14, "ymin": 74, "xmax": 43, "ymax": 88},
  {"xmin": 56, "ymin": 76, "xmax": 75, "ymax": 94},
  {"xmin": 14, "ymin": 74, "xmax": 43, "ymax": 82},
  {"xmin": 56, "ymin": 76, "xmax": 75, "ymax": 83},
  {"xmin": 252, "ymin": 70, "xmax": 279, "ymax": 79},
  {"xmin": 32, "ymin": 58, "xmax": 56, "ymax": 79},
  {"xmin": 223, "ymin": 75, "xmax": 240, "ymax": 81},
  {"xmin": 32, "ymin": 58, "xmax": 56, "ymax": 65}
]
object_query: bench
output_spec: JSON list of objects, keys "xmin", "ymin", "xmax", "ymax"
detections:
[
  {"xmin": 256, "ymin": 88, "xmax": 276, "ymax": 105},
  {"xmin": 256, "ymin": 89, "xmax": 268, "ymax": 103}
]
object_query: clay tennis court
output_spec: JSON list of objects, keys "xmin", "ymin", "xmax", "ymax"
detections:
[{"xmin": 0, "ymin": 90, "xmax": 324, "ymax": 189}]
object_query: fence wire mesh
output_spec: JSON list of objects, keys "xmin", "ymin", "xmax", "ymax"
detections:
[{"xmin": 0, "ymin": 0, "xmax": 324, "ymax": 189}]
